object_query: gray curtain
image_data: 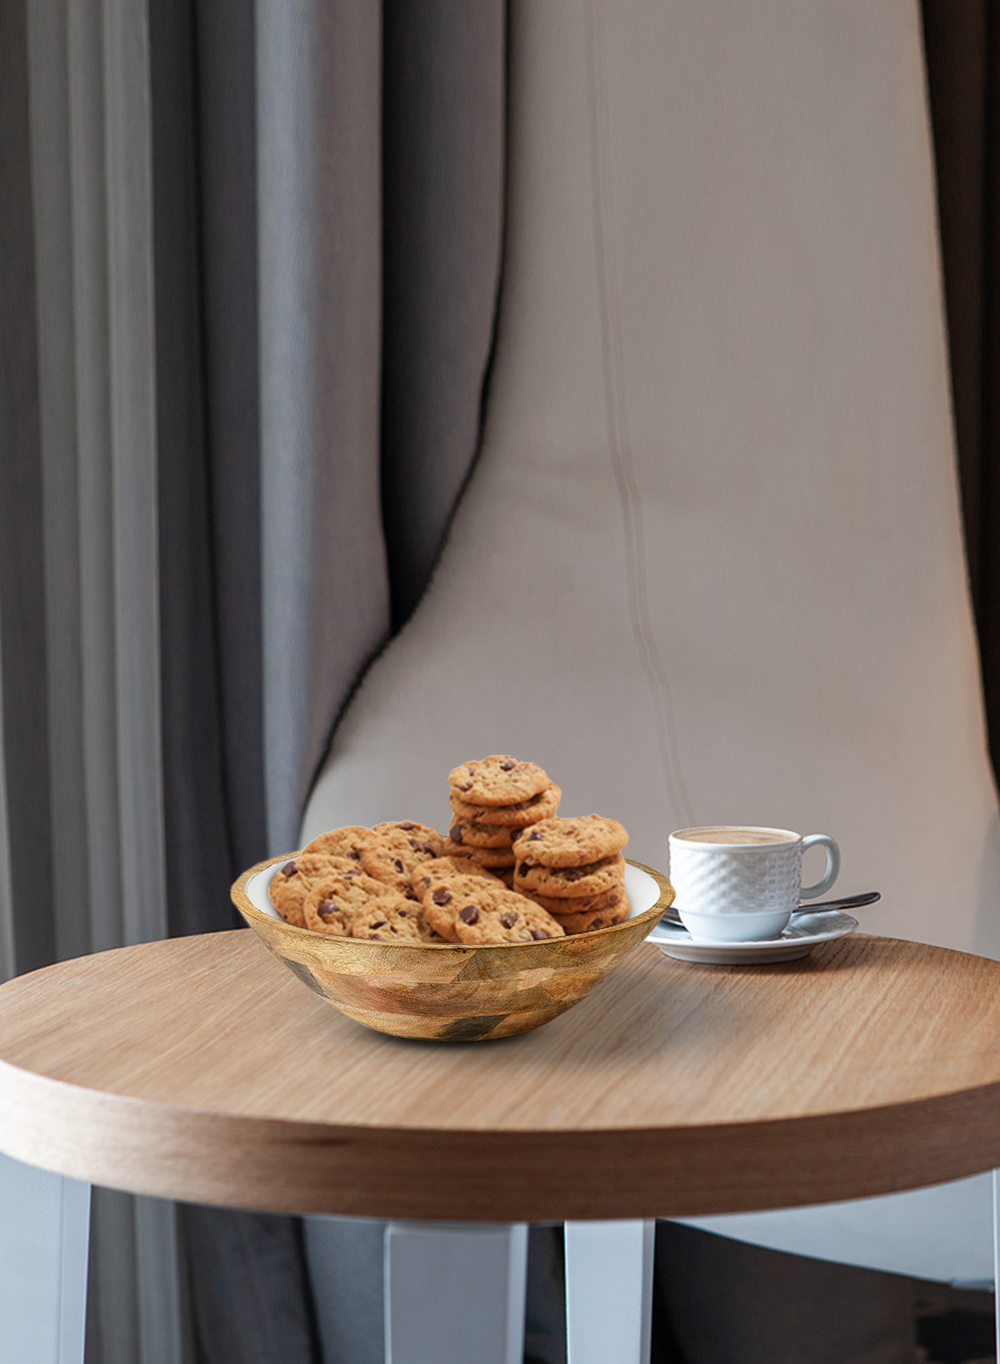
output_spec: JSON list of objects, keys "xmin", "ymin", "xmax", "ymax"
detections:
[{"xmin": 0, "ymin": 1, "xmax": 505, "ymax": 1361}]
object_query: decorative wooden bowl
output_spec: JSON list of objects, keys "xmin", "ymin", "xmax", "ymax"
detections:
[{"xmin": 231, "ymin": 857, "xmax": 674, "ymax": 1041}]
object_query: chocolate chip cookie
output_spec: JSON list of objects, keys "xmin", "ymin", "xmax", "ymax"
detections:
[
  {"xmin": 447, "ymin": 818, "xmax": 518, "ymax": 850},
  {"xmin": 269, "ymin": 853, "xmax": 358, "ymax": 927},
  {"xmin": 424, "ymin": 881, "xmax": 565, "ymax": 944},
  {"xmin": 301, "ymin": 825, "xmax": 372, "ymax": 864},
  {"xmin": 350, "ymin": 900, "xmax": 441, "ymax": 943},
  {"xmin": 514, "ymin": 853, "xmax": 627, "ymax": 899},
  {"xmin": 448, "ymin": 756, "xmax": 551, "ymax": 807},
  {"xmin": 511, "ymin": 815, "xmax": 628, "ymax": 868},
  {"xmin": 527, "ymin": 882, "xmax": 629, "ymax": 918},
  {"xmin": 410, "ymin": 857, "xmax": 504, "ymax": 906},
  {"xmin": 448, "ymin": 783, "xmax": 562, "ymax": 827},
  {"xmin": 441, "ymin": 838, "xmax": 516, "ymax": 869},
  {"xmin": 546, "ymin": 899, "xmax": 630, "ymax": 935},
  {"xmin": 303, "ymin": 869, "xmax": 403, "ymax": 934},
  {"xmin": 416, "ymin": 870, "xmax": 514, "ymax": 941},
  {"xmin": 361, "ymin": 823, "xmax": 445, "ymax": 895}
]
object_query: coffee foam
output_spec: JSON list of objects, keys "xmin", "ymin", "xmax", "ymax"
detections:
[{"xmin": 672, "ymin": 827, "xmax": 796, "ymax": 847}]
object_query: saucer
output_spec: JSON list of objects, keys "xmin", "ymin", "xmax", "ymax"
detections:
[{"xmin": 646, "ymin": 910, "xmax": 858, "ymax": 964}]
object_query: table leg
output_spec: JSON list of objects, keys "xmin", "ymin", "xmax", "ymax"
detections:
[
  {"xmin": 987, "ymin": 1173, "xmax": 993, "ymax": 1364},
  {"xmin": 383, "ymin": 1221, "xmax": 528, "ymax": 1364},
  {"xmin": 564, "ymin": 1219, "xmax": 655, "ymax": 1364},
  {"xmin": 0, "ymin": 1152, "xmax": 90, "ymax": 1363}
]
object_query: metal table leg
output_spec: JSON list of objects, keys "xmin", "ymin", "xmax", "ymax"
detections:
[
  {"xmin": 383, "ymin": 1221, "xmax": 528, "ymax": 1364},
  {"xmin": 987, "ymin": 1173, "xmax": 993, "ymax": 1364},
  {"xmin": 565, "ymin": 1219, "xmax": 655, "ymax": 1364},
  {"xmin": 0, "ymin": 1152, "xmax": 90, "ymax": 1363}
]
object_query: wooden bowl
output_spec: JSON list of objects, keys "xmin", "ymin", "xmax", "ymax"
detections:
[{"xmin": 231, "ymin": 857, "xmax": 674, "ymax": 1041}]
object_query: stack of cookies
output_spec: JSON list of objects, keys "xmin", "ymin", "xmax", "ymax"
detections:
[
  {"xmin": 265, "ymin": 756, "xmax": 633, "ymax": 942},
  {"xmin": 443, "ymin": 755, "xmax": 562, "ymax": 885},
  {"xmin": 511, "ymin": 814, "xmax": 631, "ymax": 933}
]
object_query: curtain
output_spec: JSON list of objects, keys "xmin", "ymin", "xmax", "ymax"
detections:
[
  {"xmin": 0, "ymin": 1, "xmax": 504, "ymax": 1361},
  {"xmin": 921, "ymin": 0, "xmax": 1000, "ymax": 782},
  {"xmin": 3, "ymin": 0, "xmax": 186, "ymax": 1358}
]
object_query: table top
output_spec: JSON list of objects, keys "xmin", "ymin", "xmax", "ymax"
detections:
[{"xmin": 0, "ymin": 928, "xmax": 999, "ymax": 1221}]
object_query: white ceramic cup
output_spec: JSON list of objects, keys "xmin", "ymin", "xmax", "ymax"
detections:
[{"xmin": 668, "ymin": 826, "xmax": 841, "ymax": 943}]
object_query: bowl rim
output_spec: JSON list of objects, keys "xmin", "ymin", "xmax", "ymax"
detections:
[{"xmin": 231, "ymin": 854, "xmax": 675, "ymax": 948}]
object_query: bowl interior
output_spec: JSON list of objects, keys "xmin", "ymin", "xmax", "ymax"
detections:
[{"xmin": 244, "ymin": 858, "xmax": 664, "ymax": 928}]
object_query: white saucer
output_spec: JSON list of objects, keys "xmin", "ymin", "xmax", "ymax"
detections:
[{"xmin": 646, "ymin": 910, "xmax": 859, "ymax": 964}]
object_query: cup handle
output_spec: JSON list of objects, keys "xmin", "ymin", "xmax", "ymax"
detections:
[{"xmin": 799, "ymin": 834, "xmax": 840, "ymax": 899}]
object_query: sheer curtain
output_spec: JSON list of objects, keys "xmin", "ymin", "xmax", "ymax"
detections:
[
  {"xmin": 5, "ymin": 0, "xmax": 183, "ymax": 1358},
  {"xmin": 0, "ymin": 0, "xmax": 503, "ymax": 1360}
]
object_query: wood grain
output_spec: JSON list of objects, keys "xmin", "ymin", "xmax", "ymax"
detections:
[{"xmin": 0, "ymin": 929, "xmax": 999, "ymax": 1220}]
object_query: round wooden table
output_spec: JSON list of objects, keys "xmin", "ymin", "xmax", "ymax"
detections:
[{"xmin": 3, "ymin": 927, "xmax": 1000, "ymax": 1363}]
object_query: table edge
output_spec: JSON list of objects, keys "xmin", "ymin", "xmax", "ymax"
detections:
[{"xmin": 2, "ymin": 1054, "xmax": 999, "ymax": 1220}]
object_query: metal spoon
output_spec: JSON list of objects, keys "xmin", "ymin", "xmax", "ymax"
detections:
[{"xmin": 659, "ymin": 890, "xmax": 880, "ymax": 926}]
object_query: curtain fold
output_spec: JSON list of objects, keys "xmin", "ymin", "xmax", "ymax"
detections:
[
  {"xmin": 256, "ymin": 0, "xmax": 388, "ymax": 857},
  {"xmin": 1, "ymin": 0, "xmax": 55, "ymax": 979},
  {"xmin": 380, "ymin": 0, "xmax": 507, "ymax": 631},
  {"xmin": 921, "ymin": 0, "xmax": 1000, "ymax": 783}
]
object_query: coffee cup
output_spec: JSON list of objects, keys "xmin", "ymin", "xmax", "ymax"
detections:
[{"xmin": 668, "ymin": 826, "xmax": 840, "ymax": 943}]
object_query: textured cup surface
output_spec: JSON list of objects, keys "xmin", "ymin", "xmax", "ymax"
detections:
[{"xmin": 669, "ymin": 826, "xmax": 839, "ymax": 942}]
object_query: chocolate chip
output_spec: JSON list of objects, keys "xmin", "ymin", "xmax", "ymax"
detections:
[
  {"xmin": 500, "ymin": 759, "xmax": 516, "ymax": 770},
  {"xmin": 500, "ymin": 911, "xmax": 518, "ymax": 928},
  {"xmin": 530, "ymin": 929, "xmax": 549, "ymax": 940},
  {"xmin": 349, "ymin": 850, "xmax": 361, "ymax": 859},
  {"xmin": 422, "ymin": 843, "xmax": 435, "ymax": 855},
  {"xmin": 399, "ymin": 822, "xmax": 416, "ymax": 830},
  {"xmin": 460, "ymin": 781, "xmax": 473, "ymax": 791},
  {"xmin": 564, "ymin": 868, "xmax": 585, "ymax": 881},
  {"xmin": 459, "ymin": 905, "xmax": 480, "ymax": 924},
  {"xmin": 588, "ymin": 918, "xmax": 602, "ymax": 930},
  {"xmin": 370, "ymin": 919, "xmax": 388, "ymax": 929},
  {"xmin": 527, "ymin": 829, "xmax": 541, "ymax": 841},
  {"xmin": 408, "ymin": 838, "xmax": 421, "ymax": 850},
  {"xmin": 319, "ymin": 899, "xmax": 338, "ymax": 914},
  {"xmin": 393, "ymin": 858, "xmax": 404, "ymax": 872},
  {"xmin": 450, "ymin": 825, "xmax": 463, "ymax": 844},
  {"xmin": 367, "ymin": 933, "xmax": 384, "ymax": 940},
  {"xmin": 432, "ymin": 888, "xmax": 452, "ymax": 905},
  {"xmin": 281, "ymin": 861, "xmax": 298, "ymax": 877},
  {"xmin": 517, "ymin": 863, "xmax": 528, "ymax": 877}
]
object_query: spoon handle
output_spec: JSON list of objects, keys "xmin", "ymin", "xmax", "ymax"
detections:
[{"xmin": 797, "ymin": 891, "xmax": 880, "ymax": 912}]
